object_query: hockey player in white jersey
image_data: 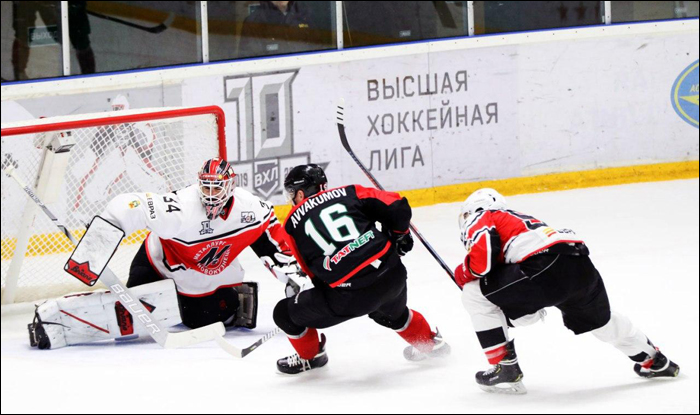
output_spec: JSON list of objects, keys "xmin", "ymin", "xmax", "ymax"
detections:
[
  {"xmin": 28, "ymin": 157, "xmax": 301, "ymax": 350},
  {"xmin": 455, "ymin": 188, "xmax": 680, "ymax": 394}
]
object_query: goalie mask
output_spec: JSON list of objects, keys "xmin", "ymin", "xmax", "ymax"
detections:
[{"xmin": 198, "ymin": 158, "xmax": 236, "ymax": 220}]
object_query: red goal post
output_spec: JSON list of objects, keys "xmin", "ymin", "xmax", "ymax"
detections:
[{"xmin": 1, "ymin": 106, "xmax": 227, "ymax": 304}]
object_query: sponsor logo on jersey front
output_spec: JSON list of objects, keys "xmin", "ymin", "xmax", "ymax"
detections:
[
  {"xmin": 671, "ymin": 60, "xmax": 699, "ymax": 128},
  {"xmin": 323, "ymin": 230, "xmax": 376, "ymax": 271},
  {"xmin": 146, "ymin": 193, "xmax": 157, "ymax": 220},
  {"xmin": 194, "ymin": 242, "xmax": 233, "ymax": 275}
]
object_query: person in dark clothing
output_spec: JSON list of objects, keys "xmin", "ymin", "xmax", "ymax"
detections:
[
  {"xmin": 273, "ymin": 164, "xmax": 451, "ymax": 375},
  {"xmin": 238, "ymin": 1, "xmax": 315, "ymax": 58},
  {"xmin": 12, "ymin": 1, "xmax": 95, "ymax": 80}
]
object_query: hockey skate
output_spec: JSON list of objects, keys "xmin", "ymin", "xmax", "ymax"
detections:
[
  {"xmin": 277, "ymin": 334, "xmax": 328, "ymax": 375},
  {"xmin": 634, "ymin": 350, "xmax": 680, "ymax": 379},
  {"xmin": 27, "ymin": 305, "xmax": 68, "ymax": 350},
  {"xmin": 403, "ymin": 328, "xmax": 451, "ymax": 362},
  {"xmin": 475, "ymin": 340, "xmax": 527, "ymax": 395},
  {"xmin": 27, "ymin": 308, "xmax": 53, "ymax": 350}
]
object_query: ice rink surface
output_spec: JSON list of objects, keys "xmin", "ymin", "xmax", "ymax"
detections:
[{"xmin": 2, "ymin": 179, "xmax": 698, "ymax": 414}]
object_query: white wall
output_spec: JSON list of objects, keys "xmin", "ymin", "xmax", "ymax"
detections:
[{"xmin": 2, "ymin": 19, "xmax": 698, "ymax": 205}]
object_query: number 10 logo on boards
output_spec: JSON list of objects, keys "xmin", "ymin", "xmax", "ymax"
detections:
[{"xmin": 224, "ymin": 71, "xmax": 318, "ymax": 202}]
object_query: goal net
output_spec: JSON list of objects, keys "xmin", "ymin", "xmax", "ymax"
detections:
[{"xmin": 1, "ymin": 106, "xmax": 227, "ymax": 304}]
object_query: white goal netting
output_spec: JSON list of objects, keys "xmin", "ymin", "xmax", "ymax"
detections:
[{"xmin": 1, "ymin": 107, "xmax": 226, "ymax": 304}]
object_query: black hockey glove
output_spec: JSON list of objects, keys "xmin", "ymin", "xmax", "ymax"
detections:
[{"xmin": 392, "ymin": 232, "xmax": 414, "ymax": 256}]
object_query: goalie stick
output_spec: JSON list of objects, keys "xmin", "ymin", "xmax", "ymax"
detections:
[
  {"xmin": 3, "ymin": 165, "xmax": 226, "ymax": 350},
  {"xmin": 336, "ymin": 101, "xmax": 457, "ymax": 284}
]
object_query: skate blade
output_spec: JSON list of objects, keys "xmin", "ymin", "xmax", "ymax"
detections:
[
  {"xmin": 404, "ymin": 343, "xmax": 452, "ymax": 362},
  {"xmin": 275, "ymin": 363, "xmax": 329, "ymax": 376},
  {"xmin": 478, "ymin": 381, "xmax": 527, "ymax": 395}
]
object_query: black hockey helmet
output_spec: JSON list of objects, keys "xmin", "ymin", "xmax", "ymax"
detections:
[{"xmin": 284, "ymin": 164, "xmax": 328, "ymax": 204}]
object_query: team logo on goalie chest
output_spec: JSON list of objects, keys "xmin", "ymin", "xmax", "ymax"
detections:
[
  {"xmin": 200, "ymin": 220, "xmax": 214, "ymax": 235},
  {"xmin": 194, "ymin": 242, "xmax": 233, "ymax": 275}
]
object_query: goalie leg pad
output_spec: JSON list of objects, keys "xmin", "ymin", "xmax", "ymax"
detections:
[
  {"xmin": 230, "ymin": 282, "xmax": 259, "ymax": 329},
  {"xmin": 29, "ymin": 279, "xmax": 181, "ymax": 350}
]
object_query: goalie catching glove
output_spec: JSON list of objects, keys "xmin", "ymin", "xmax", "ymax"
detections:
[{"xmin": 261, "ymin": 252, "xmax": 307, "ymax": 298}]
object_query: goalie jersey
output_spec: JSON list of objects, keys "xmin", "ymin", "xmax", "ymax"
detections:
[{"xmin": 102, "ymin": 185, "xmax": 289, "ymax": 296}]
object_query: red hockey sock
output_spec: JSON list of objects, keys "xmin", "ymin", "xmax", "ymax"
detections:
[
  {"xmin": 485, "ymin": 344, "xmax": 508, "ymax": 365},
  {"xmin": 288, "ymin": 328, "xmax": 320, "ymax": 360},
  {"xmin": 397, "ymin": 310, "xmax": 434, "ymax": 353}
]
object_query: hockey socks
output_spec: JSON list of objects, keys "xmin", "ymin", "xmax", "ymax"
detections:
[
  {"xmin": 474, "ymin": 326, "xmax": 509, "ymax": 364},
  {"xmin": 396, "ymin": 310, "xmax": 434, "ymax": 353},
  {"xmin": 288, "ymin": 328, "xmax": 321, "ymax": 360}
]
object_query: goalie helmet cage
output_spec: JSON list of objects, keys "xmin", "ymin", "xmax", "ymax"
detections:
[{"xmin": 1, "ymin": 106, "xmax": 227, "ymax": 305}]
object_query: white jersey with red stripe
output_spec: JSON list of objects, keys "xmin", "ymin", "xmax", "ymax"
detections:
[
  {"xmin": 102, "ymin": 185, "xmax": 288, "ymax": 296},
  {"xmin": 460, "ymin": 209, "xmax": 584, "ymax": 279}
]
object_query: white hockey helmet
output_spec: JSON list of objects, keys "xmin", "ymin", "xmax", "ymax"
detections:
[
  {"xmin": 458, "ymin": 188, "xmax": 507, "ymax": 232},
  {"xmin": 111, "ymin": 94, "xmax": 130, "ymax": 111}
]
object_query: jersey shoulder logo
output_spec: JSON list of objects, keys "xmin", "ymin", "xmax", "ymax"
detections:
[{"xmin": 241, "ymin": 212, "xmax": 256, "ymax": 224}]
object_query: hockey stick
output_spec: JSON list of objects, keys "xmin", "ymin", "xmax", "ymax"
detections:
[
  {"xmin": 3, "ymin": 165, "xmax": 225, "ymax": 350},
  {"xmin": 87, "ymin": 10, "xmax": 175, "ymax": 34},
  {"xmin": 214, "ymin": 327, "xmax": 282, "ymax": 359},
  {"xmin": 336, "ymin": 102, "xmax": 456, "ymax": 282}
]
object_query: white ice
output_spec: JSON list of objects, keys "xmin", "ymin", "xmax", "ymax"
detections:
[{"xmin": 2, "ymin": 179, "xmax": 698, "ymax": 414}]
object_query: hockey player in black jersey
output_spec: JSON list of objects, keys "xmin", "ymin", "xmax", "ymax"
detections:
[{"xmin": 272, "ymin": 164, "xmax": 450, "ymax": 374}]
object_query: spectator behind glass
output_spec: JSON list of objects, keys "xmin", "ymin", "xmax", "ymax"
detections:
[
  {"xmin": 343, "ymin": 1, "xmax": 438, "ymax": 47},
  {"xmin": 238, "ymin": 1, "xmax": 314, "ymax": 58},
  {"xmin": 12, "ymin": 1, "xmax": 95, "ymax": 80}
]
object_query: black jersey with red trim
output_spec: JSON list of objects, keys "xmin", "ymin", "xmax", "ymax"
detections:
[{"xmin": 284, "ymin": 185, "xmax": 411, "ymax": 289}]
